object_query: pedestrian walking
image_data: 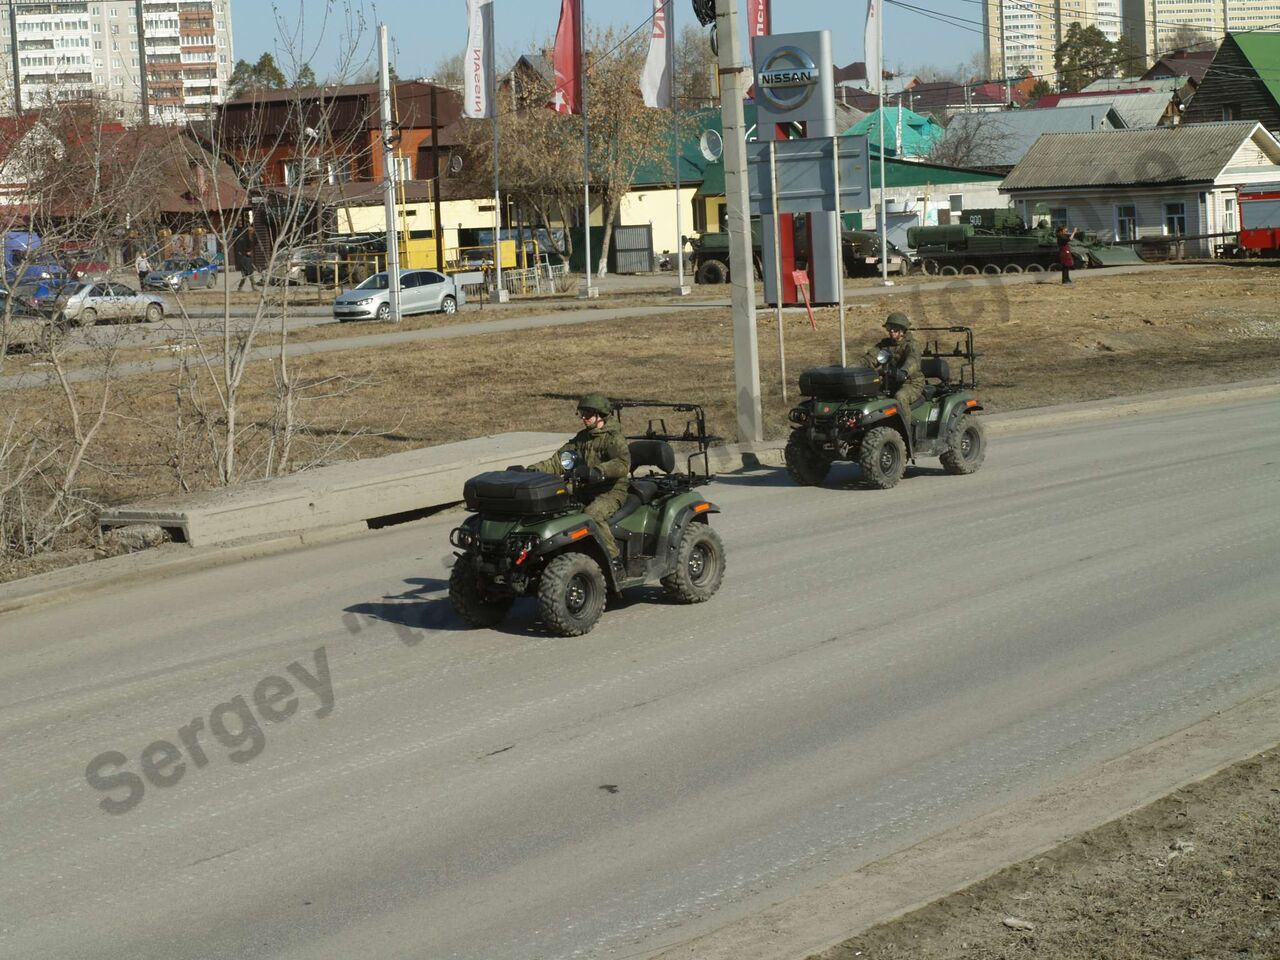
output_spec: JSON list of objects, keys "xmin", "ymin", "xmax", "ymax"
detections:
[
  {"xmin": 135, "ymin": 251, "xmax": 151, "ymax": 289},
  {"xmin": 235, "ymin": 249, "xmax": 257, "ymax": 291}
]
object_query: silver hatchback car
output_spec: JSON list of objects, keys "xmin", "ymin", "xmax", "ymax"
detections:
[
  {"xmin": 55, "ymin": 281, "xmax": 167, "ymax": 325},
  {"xmin": 332, "ymin": 269, "xmax": 464, "ymax": 322}
]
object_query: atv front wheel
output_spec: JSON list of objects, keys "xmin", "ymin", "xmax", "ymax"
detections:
[
  {"xmin": 449, "ymin": 557, "xmax": 513, "ymax": 628},
  {"xmin": 785, "ymin": 432, "xmax": 829, "ymax": 485},
  {"xmin": 940, "ymin": 414, "xmax": 986, "ymax": 475},
  {"xmin": 662, "ymin": 523, "xmax": 725, "ymax": 603},
  {"xmin": 538, "ymin": 552, "xmax": 607, "ymax": 636},
  {"xmin": 858, "ymin": 426, "xmax": 907, "ymax": 489}
]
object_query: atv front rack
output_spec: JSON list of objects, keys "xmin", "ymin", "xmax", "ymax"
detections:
[{"xmin": 542, "ymin": 395, "xmax": 721, "ymax": 483}]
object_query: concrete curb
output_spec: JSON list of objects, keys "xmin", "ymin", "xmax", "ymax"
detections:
[{"xmin": 2, "ymin": 377, "xmax": 1277, "ymax": 617}]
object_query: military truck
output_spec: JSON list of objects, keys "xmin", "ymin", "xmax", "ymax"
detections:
[
  {"xmin": 907, "ymin": 208, "xmax": 1143, "ymax": 275},
  {"xmin": 686, "ymin": 220, "xmax": 907, "ymax": 284}
]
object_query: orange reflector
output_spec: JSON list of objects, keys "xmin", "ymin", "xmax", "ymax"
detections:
[
  {"xmin": 966, "ymin": 399, "xmax": 978, "ymax": 407},
  {"xmin": 884, "ymin": 406, "xmax": 898, "ymax": 417},
  {"xmin": 556, "ymin": 488, "xmax": 567, "ymax": 494},
  {"xmin": 693, "ymin": 502, "xmax": 711, "ymax": 514},
  {"xmin": 570, "ymin": 527, "xmax": 589, "ymax": 541}
]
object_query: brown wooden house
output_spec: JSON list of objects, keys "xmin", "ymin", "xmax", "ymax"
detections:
[{"xmin": 1181, "ymin": 33, "xmax": 1280, "ymax": 134}]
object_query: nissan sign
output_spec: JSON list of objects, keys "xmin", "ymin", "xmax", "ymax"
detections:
[{"xmin": 756, "ymin": 46, "xmax": 820, "ymax": 112}]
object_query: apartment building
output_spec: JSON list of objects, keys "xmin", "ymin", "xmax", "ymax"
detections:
[
  {"xmin": 0, "ymin": 0, "xmax": 233, "ymax": 121},
  {"xmin": 1123, "ymin": 0, "xmax": 1279, "ymax": 58},
  {"xmin": 984, "ymin": 0, "xmax": 1113, "ymax": 82}
]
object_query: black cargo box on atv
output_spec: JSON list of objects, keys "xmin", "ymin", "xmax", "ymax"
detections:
[
  {"xmin": 798, "ymin": 365, "xmax": 881, "ymax": 399},
  {"xmin": 463, "ymin": 471, "xmax": 572, "ymax": 515}
]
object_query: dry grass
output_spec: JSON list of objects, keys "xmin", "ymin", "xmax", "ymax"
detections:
[
  {"xmin": 2, "ymin": 265, "xmax": 1279, "ymax": 582},
  {"xmin": 818, "ymin": 748, "xmax": 1280, "ymax": 960}
]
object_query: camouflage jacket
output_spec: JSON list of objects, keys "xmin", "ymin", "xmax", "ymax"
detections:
[
  {"xmin": 528, "ymin": 419, "xmax": 631, "ymax": 499},
  {"xmin": 863, "ymin": 334, "xmax": 924, "ymax": 396}
]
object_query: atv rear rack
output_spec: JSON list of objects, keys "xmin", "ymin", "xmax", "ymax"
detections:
[{"xmin": 914, "ymin": 325, "xmax": 979, "ymax": 390}]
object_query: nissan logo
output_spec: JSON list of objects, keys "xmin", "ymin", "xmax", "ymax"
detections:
[{"xmin": 757, "ymin": 46, "xmax": 820, "ymax": 112}]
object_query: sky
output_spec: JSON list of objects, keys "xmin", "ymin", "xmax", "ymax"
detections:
[{"xmin": 231, "ymin": 0, "xmax": 984, "ymax": 84}]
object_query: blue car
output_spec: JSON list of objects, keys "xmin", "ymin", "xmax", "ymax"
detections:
[{"xmin": 143, "ymin": 257, "xmax": 219, "ymax": 291}]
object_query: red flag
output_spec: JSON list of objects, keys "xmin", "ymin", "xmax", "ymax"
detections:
[
  {"xmin": 747, "ymin": 0, "xmax": 771, "ymax": 37},
  {"xmin": 547, "ymin": 0, "xmax": 581, "ymax": 114}
]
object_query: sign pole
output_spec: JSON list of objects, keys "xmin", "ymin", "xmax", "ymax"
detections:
[
  {"xmin": 769, "ymin": 140, "xmax": 786, "ymax": 401},
  {"xmin": 832, "ymin": 135, "xmax": 846, "ymax": 365},
  {"xmin": 715, "ymin": 0, "xmax": 763, "ymax": 443},
  {"xmin": 670, "ymin": 0, "xmax": 689, "ymax": 295},
  {"xmin": 579, "ymin": 0, "xmax": 596, "ymax": 299}
]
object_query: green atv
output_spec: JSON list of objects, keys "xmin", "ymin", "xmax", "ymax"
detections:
[
  {"xmin": 448, "ymin": 400, "xmax": 726, "ymax": 636},
  {"xmin": 785, "ymin": 326, "xmax": 987, "ymax": 489}
]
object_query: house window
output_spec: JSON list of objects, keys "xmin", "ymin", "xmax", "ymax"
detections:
[
  {"xmin": 948, "ymin": 194, "xmax": 963, "ymax": 212},
  {"xmin": 1048, "ymin": 206, "xmax": 1068, "ymax": 229},
  {"xmin": 1224, "ymin": 198, "xmax": 1236, "ymax": 233},
  {"xmin": 1164, "ymin": 202, "xmax": 1186, "ymax": 236},
  {"xmin": 1115, "ymin": 204, "xmax": 1137, "ymax": 241},
  {"xmin": 1221, "ymin": 104, "xmax": 1239, "ymax": 121},
  {"xmin": 392, "ymin": 156, "xmax": 412, "ymax": 181}
]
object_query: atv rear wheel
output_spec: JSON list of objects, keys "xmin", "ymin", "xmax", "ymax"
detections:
[
  {"xmin": 662, "ymin": 523, "xmax": 725, "ymax": 603},
  {"xmin": 784, "ymin": 432, "xmax": 829, "ymax": 486},
  {"xmin": 695, "ymin": 259, "xmax": 728, "ymax": 285},
  {"xmin": 940, "ymin": 414, "xmax": 987, "ymax": 475},
  {"xmin": 449, "ymin": 557, "xmax": 513, "ymax": 628},
  {"xmin": 538, "ymin": 552, "xmax": 607, "ymax": 636},
  {"xmin": 858, "ymin": 426, "xmax": 907, "ymax": 489}
]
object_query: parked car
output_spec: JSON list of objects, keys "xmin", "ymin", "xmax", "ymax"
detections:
[
  {"xmin": 332, "ymin": 269, "xmax": 463, "ymax": 322},
  {"xmin": 53, "ymin": 281, "xmax": 167, "ymax": 326},
  {"xmin": 144, "ymin": 257, "xmax": 219, "ymax": 291},
  {"xmin": 13, "ymin": 278, "xmax": 74, "ymax": 316}
]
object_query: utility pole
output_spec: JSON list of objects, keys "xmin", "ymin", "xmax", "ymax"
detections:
[
  {"xmin": 135, "ymin": 0, "xmax": 149, "ymax": 125},
  {"xmin": 999, "ymin": 0, "xmax": 1010, "ymax": 106},
  {"xmin": 715, "ymin": 0, "xmax": 763, "ymax": 443},
  {"xmin": 8, "ymin": 1, "xmax": 21, "ymax": 115},
  {"xmin": 378, "ymin": 24, "xmax": 402, "ymax": 322},
  {"xmin": 430, "ymin": 85, "xmax": 444, "ymax": 271}
]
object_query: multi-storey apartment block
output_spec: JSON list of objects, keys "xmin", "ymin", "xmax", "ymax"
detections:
[
  {"xmin": 984, "ymin": 0, "xmax": 1107, "ymax": 82},
  {"xmin": 1123, "ymin": 0, "xmax": 1278, "ymax": 59}
]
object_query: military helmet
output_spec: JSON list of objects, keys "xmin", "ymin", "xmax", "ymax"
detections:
[
  {"xmin": 884, "ymin": 312, "xmax": 911, "ymax": 331},
  {"xmin": 576, "ymin": 392, "xmax": 611, "ymax": 417}
]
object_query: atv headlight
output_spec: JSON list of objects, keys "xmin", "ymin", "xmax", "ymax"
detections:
[
  {"xmin": 449, "ymin": 526, "xmax": 476, "ymax": 549},
  {"xmin": 788, "ymin": 407, "xmax": 809, "ymax": 425}
]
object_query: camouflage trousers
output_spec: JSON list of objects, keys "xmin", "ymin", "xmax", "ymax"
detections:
[{"xmin": 584, "ymin": 489, "xmax": 627, "ymax": 560}]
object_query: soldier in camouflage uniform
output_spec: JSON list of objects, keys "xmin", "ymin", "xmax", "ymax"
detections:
[
  {"xmin": 863, "ymin": 312, "xmax": 924, "ymax": 409},
  {"xmin": 526, "ymin": 393, "xmax": 631, "ymax": 561}
]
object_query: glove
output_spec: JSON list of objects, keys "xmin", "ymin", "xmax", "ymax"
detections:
[
  {"xmin": 505, "ymin": 465, "xmax": 526, "ymax": 472},
  {"xmin": 573, "ymin": 462, "xmax": 604, "ymax": 484}
]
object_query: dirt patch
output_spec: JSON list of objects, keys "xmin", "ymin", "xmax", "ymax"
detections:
[
  {"xmin": 2, "ymin": 265, "xmax": 1279, "ymax": 581},
  {"xmin": 815, "ymin": 748, "xmax": 1280, "ymax": 960}
]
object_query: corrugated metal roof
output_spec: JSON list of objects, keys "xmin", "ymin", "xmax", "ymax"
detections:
[
  {"xmin": 1060, "ymin": 91, "xmax": 1175, "ymax": 128},
  {"xmin": 1001, "ymin": 121, "xmax": 1273, "ymax": 191},
  {"xmin": 940, "ymin": 104, "xmax": 1122, "ymax": 167}
]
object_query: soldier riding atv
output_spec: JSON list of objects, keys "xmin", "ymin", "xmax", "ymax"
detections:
[
  {"xmin": 448, "ymin": 399, "xmax": 726, "ymax": 636},
  {"xmin": 785, "ymin": 324, "xmax": 987, "ymax": 488}
]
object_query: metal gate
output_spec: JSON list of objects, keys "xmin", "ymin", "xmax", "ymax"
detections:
[{"xmin": 612, "ymin": 224, "xmax": 655, "ymax": 274}]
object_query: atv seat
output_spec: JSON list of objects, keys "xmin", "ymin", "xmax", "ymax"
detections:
[
  {"xmin": 920, "ymin": 357, "xmax": 952, "ymax": 401},
  {"xmin": 629, "ymin": 439, "xmax": 676, "ymax": 475}
]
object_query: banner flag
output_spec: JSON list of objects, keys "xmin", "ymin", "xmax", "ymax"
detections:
[
  {"xmin": 864, "ymin": 0, "xmax": 882, "ymax": 95},
  {"xmin": 641, "ymin": 0, "xmax": 672, "ymax": 108},
  {"xmin": 747, "ymin": 0, "xmax": 771, "ymax": 37},
  {"xmin": 548, "ymin": 0, "xmax": 582, "ymax": 114},
  {"xmin": 463, "ymin": 0, "xmax": 495, "ymax": 119}
]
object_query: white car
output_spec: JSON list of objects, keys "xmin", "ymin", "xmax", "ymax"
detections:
[
  {"xmin": 55, "ymin": 281, "xmax": 167, "ymax": 325},
  {"xmin": 332, "ymin": 269, "xmax": 464, "ymax": 322}
]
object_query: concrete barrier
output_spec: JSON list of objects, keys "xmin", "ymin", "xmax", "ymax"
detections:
[{"xmin": 99, "ymin": 432, "xmax": 565, "ymax": 547}]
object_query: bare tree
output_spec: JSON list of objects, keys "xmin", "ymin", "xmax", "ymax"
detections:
[{"xmin": 928, "ymin": 111, "xmax": 1017, "ymax": 169}]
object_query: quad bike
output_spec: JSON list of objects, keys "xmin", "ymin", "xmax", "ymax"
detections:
[
  {"xmin": 785, "ymin": 326, "xmax": 987, "ymax": 489},
  {"xmin": 449, "ymin": 400, "xmax": 726, "ymax": 636}
]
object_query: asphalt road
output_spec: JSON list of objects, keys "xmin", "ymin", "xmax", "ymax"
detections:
[{"xmin": 2, "ymin": 396, "xmax": 1278, "ymax": 960}]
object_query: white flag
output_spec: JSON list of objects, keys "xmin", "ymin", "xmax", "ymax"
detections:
[
  {"xmin": 463, "ymin": 0, "xmax": 495, "ymax": 119},
  {"xmin": 640, "ymin": 0, "xmax": 672, "ymax": 109},
  {"xmin": 864, "ymin": 0, "xmax": 881, "ymax": 96}
]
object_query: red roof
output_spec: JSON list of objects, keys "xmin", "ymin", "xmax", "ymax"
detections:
[{"xmin": 0, "ymin": 113, "xmax": 40, "ymax": 166}]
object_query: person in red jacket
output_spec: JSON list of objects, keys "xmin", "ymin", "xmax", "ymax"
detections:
[{"xmin": 1057, "ymin": 226, "xmax": 1079, "ymax": 284}]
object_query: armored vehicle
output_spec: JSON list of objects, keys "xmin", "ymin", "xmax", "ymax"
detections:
[
  {"xmin": 687, "ymin": 222, "xmax": 906, "ymax": 284},
  {"xmin": 785, "ymin": 326, "xmax": 986, "ymax": 489},
  {"xmin": 908, "ymin": 209, "xmax": 1143, "ymax": 275},
  {"xmin": 449, "ymin": 401, "xmax": 725, "ymax": 636}
]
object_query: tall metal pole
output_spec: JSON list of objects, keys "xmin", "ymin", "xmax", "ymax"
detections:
[
  {"xmin": 877, "ymin": 4, "xmax": 892, "ymax": 287},
  {"xmin": 670, "ymin": 0, "xmax": 689, "ymax": 294},
  {"xmin": 716, "ymin": 0, "xmax": 763, "ymax": 442},
  {"xmin": 491, "ymin": 111, "xmax": 508, "ymax": 301},
  {"xmin": 999, "ymin": 1, "xmax": 1010, "ymax": 106},
  {"xmin": 135, "ymin": 0, "xmax": 149, "ymax": 125},
  {"xmin": 579, "ymin": 0, "xmax": 596, "ymax": 298},
  {"xmin": 833, "ymin": 135, "xmax": 847, "ymax": 366},
  {"xmin": 769, "ymin": 140, "xmax": 785, "ymax": 401},
  {"xmin": 8, "ymin": 2, "xmax": 21, "ymax": 115},
  {"xmin": 378, "ymin": 24, "xmax": 402, "ymax": 322},
  {"xmin": 430, "ymin": 85, "xmax": 444, "ymax": 270}
]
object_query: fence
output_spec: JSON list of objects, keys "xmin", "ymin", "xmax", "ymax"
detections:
[{"xmin": 455, "ymin": 260, "xmax": 571, "ymax": 300}]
